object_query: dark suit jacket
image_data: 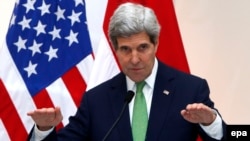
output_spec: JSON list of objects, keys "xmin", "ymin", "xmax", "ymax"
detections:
[{"xmin": 29, "ymin": 61, "xmax": 227, "ymax": 141}]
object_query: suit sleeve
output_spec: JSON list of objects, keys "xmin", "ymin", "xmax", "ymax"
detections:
[
  {"xmin": 30, "ymin": 92, "xmax": 91, "ymax": 141},
  {"xmin": 195, "ymin": 79, "xmax": 227, "ymax": 141}
]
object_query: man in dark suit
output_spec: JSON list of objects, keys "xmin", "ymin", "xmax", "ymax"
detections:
[{"xmin": 27, "ymin": 2, "xmax": 227, "ymax": 141}]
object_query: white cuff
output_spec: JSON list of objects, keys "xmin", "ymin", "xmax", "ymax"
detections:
[
  {"xmin": 30, "ymin": 125, "xmax": 54, "ymax": 141},
  {"xmin": 199, "ymin": 111, "xmax": 223, "ymax": 140}
]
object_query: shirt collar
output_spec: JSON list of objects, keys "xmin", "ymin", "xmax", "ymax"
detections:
[{"xmin": 126, "ymin": 58, "xmax": 158, "ymax": 90}]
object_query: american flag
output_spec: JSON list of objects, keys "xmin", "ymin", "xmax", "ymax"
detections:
[
  {"xmin": 0, "ymin": 0, "xmax": 194, "ymax": 140},
  {"xmin": 7, "ymin": 0, "xmax": 92, "ymax": 97},
  {"xmin": 0, "ymin": 0, "xmax": 119, "ymax": 140}
]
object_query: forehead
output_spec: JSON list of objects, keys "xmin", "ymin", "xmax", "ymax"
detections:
[{"xmin": 117, "ymin": 32, "xmax": 150, "ymax": 47}]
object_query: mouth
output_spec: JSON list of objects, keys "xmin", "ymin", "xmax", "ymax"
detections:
[{"xmin": 130, "ymin": 68, "xmax": 143, "ymax": 72}]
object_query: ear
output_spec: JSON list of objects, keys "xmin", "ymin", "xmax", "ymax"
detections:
[{"xmin": 154, "ymin": 40, "xmax": 159, "ymax": 53}]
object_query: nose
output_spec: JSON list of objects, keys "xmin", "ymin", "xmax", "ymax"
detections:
[{"xmin": 130, "ymin": 50, "xmax": 140, "ymax": 64}]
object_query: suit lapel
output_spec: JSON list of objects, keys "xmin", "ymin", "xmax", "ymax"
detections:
[
  {"xmin": 146, "ymin": 62, "xmax": 177, "ymax": 141},
  {"xmin": 106, "ymin": 62, "xmax": 178, "ymax": 141},
  {"xmin": 108, "ymin": 73, "xmax": 133, "ymax": 141}
]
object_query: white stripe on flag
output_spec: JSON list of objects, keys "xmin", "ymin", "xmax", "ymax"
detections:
[
  {"xmin": 87, "ymin": 34, "xmax": 120, "ymax": 90},
  {"xmin": 86, "ymin": 0, "xmax": 109, "ymax": 54},
  {"xmin": 0, "ymin": 41, "xmax": 36, "ymax": 132},
  {"xmin": 46, "ymin": 78, "xmax": 77, "ymax": 126},
  {"xmin": 76, "ymin": 54, "xmax": 94, "ymax": 85},
  {"xmin": 86, "ymin": 0, "xmax": 120, "ymax": 90}
]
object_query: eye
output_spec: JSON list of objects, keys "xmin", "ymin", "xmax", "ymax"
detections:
[
  {"xmin": 138, "ymin": 43, "xmax": 149, "ymax": 51},
  {"xmin": 118, "ymin": 46, "xmax": 131, "ymax": 53}
]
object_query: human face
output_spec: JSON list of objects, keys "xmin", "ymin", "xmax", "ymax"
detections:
[{"xmin": 115, "ymin": 32, "xmax": 158, "ymax": 83}]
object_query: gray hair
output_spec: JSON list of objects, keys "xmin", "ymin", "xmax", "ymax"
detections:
[{"xmin": 108, "ymin": 2, "xmax": 161, "ymax": 50}]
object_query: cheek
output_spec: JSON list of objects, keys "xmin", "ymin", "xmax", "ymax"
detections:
[
  {"xmin": 116, "ymin": 54, "xmax": 127, "ymax": 67},
  {"xmin": 144, "ymin": 51, "xmax": 155, "ymax": 62}
]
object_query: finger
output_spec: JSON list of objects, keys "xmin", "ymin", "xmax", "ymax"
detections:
[
  {"xmin": 186, "ymin": 103, "xmax": 205, "ymax": 111},
  {"xmin": 44, "ymin": 108, "xmax": 58, "ymax": 122},
  {"xmin": 180, "ymin": 109, "xmax": 188, "ymax": 116},
  {"xmin": 54, "ymin": 107, "xmax": 63, "ymax": 121},
  {"xmin": 180, "ymin": 110, "xmax": 197, "ymax": 122},
  {"xmin": 27, "ymin": 110, "xmax": 35, "ymax": 116},
  {"xmin": 27, "ymin": 109, "xmax": 47, "ymax": 118},
  {"xmin": 185, "ymin": 103, "xmax": 196, "ymax": 110},
  {"xmin": 29, "ymin": 108, "xmax": 55, "ymax": 121}
]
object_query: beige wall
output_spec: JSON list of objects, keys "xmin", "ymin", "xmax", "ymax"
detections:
[
  {"xmin": 174, "ymin": 0, "xmax": 250, "ymax": 124},
  {"xmin": 0, "ymin": 0, "xmax": 15, "ymax": 46}
]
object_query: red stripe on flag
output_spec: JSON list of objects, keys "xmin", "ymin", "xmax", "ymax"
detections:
[
  {"xmin": 103, "ymin": 0, "xmax": 121, "ymax": 46},
  {"xmin": 61, "ymin": 66, "xmax": 87, "ymax": 107},
  {"xmin": 33, "ymin": 89, "xmax": 56, "ymax": 108},
  {"xmin": 0, "ymin": 79, "xmax": 28, "ymax": 141}
]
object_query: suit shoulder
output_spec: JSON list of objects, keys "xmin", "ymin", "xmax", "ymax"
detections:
[
  {"xmin": 158, "ymin": 61, "xmax": 206, "ymax": 83},
  {"xmin": 86, "ymin": 72, "xmax": 125, "ymax": 94}
]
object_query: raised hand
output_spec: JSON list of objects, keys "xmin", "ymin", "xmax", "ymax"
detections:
[
  {"xmin": 180, "ymin": 103, "xmax": 216, "ymax": 126},
  {"xmin": 27, "ymin": 107, "xmax": 63, "ymax": 131}
]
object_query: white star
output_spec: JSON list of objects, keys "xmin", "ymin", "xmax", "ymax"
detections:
[
  {"xmin": 74, "ymin": 0, "xmax": 84, "ymax": 7},
  {"xmin": 65, "ymin": 30, "xmax": 79, "ymax": 46},
  {"xmin": 22, "ymin": 0, "xmax": 36, "ymax": 13},
  {"xmin": 34, "ymin": 21, "xmax": 46, "ymax": 36},
  {"xmin": 44, "ymin": 46, "xmax": 58, "ymax": 62},
  {"xmin": 28, "ymin": 40, "xmax": 43, "ymax": 56},
  {"xmin": 24, "ymin": 61, "xmax": 38, "ymax": 77},
  {"xmin": 14, "ymin": 36, "xmax": 27, "ymax": 52},
  {"xmin": 55, "ymin": 6, "xmax": 65, "ymax": 21},
  {"xmin": 37, "ymin": 1, "xmax": 51, "ymax": 16},
  {"xmin": 49, "ymin": 26, "xmax": 61, "ymax": 40},
  {"xmin": 10, "ymin": 14, "xmax": 16, "ymax": 27},
  {"xmin": 67, "ymin": 10, "xmax": 82, "ymax": 26},
  {"xmin": 18, "ymin": 16, "xmax": 31, "ymax": 30}
]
